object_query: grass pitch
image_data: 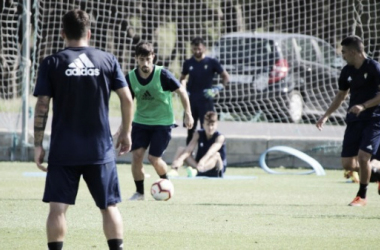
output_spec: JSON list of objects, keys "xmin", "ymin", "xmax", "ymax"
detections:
[{"xmin": 1, "ymin": 162, "xmax": 380, "ymax": 250}]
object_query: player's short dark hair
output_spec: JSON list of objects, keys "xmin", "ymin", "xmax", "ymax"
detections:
[
  {"xmin": 191, "ymin": 37, "xmax": 205, "ymax": 46},
  {"xmin": 135, "ymin": 41, "xmax": 155, "ymax": 57},
  {"xmin": 341, "ymin": 35, "xmax": 364, "ymax": 52},
  {"xmin": 204, "ymin": 111, "xmax": 218, "ymax": 123},
  {"xmin": 62, "ymin": 9, "xmax": 90, "ymax": 40}
]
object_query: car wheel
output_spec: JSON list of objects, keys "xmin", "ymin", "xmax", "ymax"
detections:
[{"xmin": 286, "ymin": 90, "xmax": 304, "ymax": 123}]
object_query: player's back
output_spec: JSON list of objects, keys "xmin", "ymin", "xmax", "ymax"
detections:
[{"xmin": 36, "ymin": 47, "xmax": 125, "ymax": 165}]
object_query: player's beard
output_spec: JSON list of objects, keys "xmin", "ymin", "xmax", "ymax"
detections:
[
  {"xmin": 194, "ymin": 53, "xmax": 203, "ymax": 59},
  {"xmin": 141, "ymin": 66, "xmax": 151, "ymax": 73}
]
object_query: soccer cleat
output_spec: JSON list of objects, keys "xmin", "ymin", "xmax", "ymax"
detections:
[
  {"xmin": 348, "ymin": 196, "xmax": 367, "ymax": 207},
  {"xmin": 128, "ymin": 192, "xmax": 144, "ymax": 201},
  {"xmin": 344, "ymin": 170, "xmax": 359, "ymax": 183},
  {"xmin": 186, "ymin": 167, "xmax": 197, "ymax": 177},
  {"xmin": 166, "ymin": 169, "xmax": 179, "ymax": 177}
]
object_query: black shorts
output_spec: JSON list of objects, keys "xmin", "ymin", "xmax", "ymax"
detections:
[
  {"xmin": 196, "ymin": 166, "xmax": 226, "ymax": 178},
  {"xmin": 131, "ymin": 124, "xmax": 172, "ymax": 157},
  {"xmin": 341, "ymin": 120, "xmax": 380, "ymax": 157},
  {"xmin": 42, "ymin": 161, "xmax": 121, "ymax": 209}
]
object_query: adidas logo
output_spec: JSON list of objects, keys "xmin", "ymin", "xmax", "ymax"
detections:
[
  {"xmin": 65, "ymin": 53, "xmax": 100, "ymax": 76},
  {"xmin": 367, "ymin": 145, "xmax": 373, "ymax": 150},
  {"xmin": 142, "ymin": 91, "xmax": 154, "ymax": 100},
  {"xmin": 347, "ymin": 76, "xmax": 352, "ymax": 82}
]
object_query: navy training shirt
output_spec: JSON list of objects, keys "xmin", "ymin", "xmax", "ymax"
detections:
[
  {"xmin": 195, "ymin": 129, "xmax": 227, "ymax": 172},
  {"xmin": 33, "ymin": 47, "xmax": 128, "ymax": 165},
  {"xmin": 181, "ymin": 56, "xmax": 224, "ymax": 94},
  {"xmin": 339, "ymin": 58, "xmax": 380, "ymax": 122}
]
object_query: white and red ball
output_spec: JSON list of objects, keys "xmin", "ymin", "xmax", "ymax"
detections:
[{"xmin": 151, "ymin": 179, "xmax": 174, "ymax": 201}]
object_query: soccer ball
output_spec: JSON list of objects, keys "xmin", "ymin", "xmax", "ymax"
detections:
[{"xmin": 151, "ymin": 179, "xmax": 174, "ymax": 201}]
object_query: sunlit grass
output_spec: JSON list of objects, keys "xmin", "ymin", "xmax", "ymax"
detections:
[{"xmin": 1, "ymin": 162, "xmax": 380, "ymax": 249}]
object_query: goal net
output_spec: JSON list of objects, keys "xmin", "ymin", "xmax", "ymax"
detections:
[{"xmin": 1, "ymin": 0, "xmax": 380, "ymax": 160}]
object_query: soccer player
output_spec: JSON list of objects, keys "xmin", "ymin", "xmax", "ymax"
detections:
[
  {"xmin": 33, "ymin": 10, "xmax": 133, "ymax": 250},
  {"xmin": 180, "ymin": 37, "xmax": 229, "ymax": 145},
  {"xmin": 316, "ymin": 35, "xmax": 380, "ymax": 206},
  {"xmin": 168, "ymin": 111, "xmax": 227, "ymax": 178},
  {"xmin": 126, "ymin": 41, "xmax": 193, "ymax": 201}
]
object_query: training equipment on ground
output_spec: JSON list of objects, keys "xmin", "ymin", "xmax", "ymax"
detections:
[
  {"xmin": 259, "ymin": 146, "xmax": 326, "ymax": 176},
  {"xmin": 151, "ymin": 179, "xmax": 174, "ymax": 201}
]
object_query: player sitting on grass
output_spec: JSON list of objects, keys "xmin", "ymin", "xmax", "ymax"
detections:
[
  {"xmin": 168, "ymin": 111, "xmax": 226, "ymax": 177},
  {"xmin": 344, "ymin": 156, "xmax": 380, "ymax": 194}
]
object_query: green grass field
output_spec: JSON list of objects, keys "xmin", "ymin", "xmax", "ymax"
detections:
[{"xmin": 1, "ymin": 162, "xmax": 380, "ymax": 250}]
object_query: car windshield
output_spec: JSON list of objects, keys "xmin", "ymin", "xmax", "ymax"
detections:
[{"xmin": 217, "ymin": 37, "xmax": 275, "ymax": 66}]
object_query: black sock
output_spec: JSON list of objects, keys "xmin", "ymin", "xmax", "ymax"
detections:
[
  {"xmin": 135, "ymin": 180, "xmax": 144, "ymax": 195},
  {"xmin": 107, "ymin": 239, "xmax": 123, "ymax": 250},
  {"xmin": 357, "ymin": 183, "xmax": 368, "ymax": 199},
  {"xmin": 160, "ymin": 173, "xmax": 168, "ymax": 179},
  {"xmin": 370, "ymin": 167, "xmax": 380, "ymax": 182},
  {"xmin": 47, "ymin": 242, "xmax": 63, "ymax": 250}
]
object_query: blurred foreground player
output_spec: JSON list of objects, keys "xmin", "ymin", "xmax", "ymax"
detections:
[{"xmin": 33, "ymin": 9, "xmax": 133, "ymax": 250}]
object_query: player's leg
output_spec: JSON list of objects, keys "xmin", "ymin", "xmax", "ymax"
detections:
[
  {"xmin": 197, "ymin": 153, "xmax": 220, "ymax": 173},
  {"xmin": 129, "ymin": 148, "xmax": 146, "ymax": 200},
  {"xmin": 132, "ymin": 148, "xmax": 146, "ymax": 181},
  {"xmin": 198, "ymin": 98, "xmax": 215, "ymax": 129},
  {"xmin": 341, "ymin": 122, "xmax": 362, "ymax": 183},
  {"xmin": 167, "ymin": 146, "xmax": 186, "ymax": 176},
  {"xmin": 357, "ymin": 149, "xmax": 372, "ymax": 184},
  {"xmin": 148, "ymin": 127, "xmax": 172, "ymax": 178},
  {"xmin": 129, "ymin": 125, "xmax": 151, "ymax": 200},
  {"xmin": 101, "ymin": 205, "xmax": 124, "ymax": 250},
  {"xmin": 43, "ymin": 165, "xmax": 81, "ymax": 249},
  {"xmin": 349, "ymin": 120, "xmax": 380, "ymax": 206},
  {"xmin": 370, "ymin": 149, "xmax": 380, "ymax": 187},
  {"xmin": 47, "ymin": 202, "xmax": 69, "ymax": 249},
  {"xmin": 83, "ymin": 162, "xmax": 124, "ymax": 249}
]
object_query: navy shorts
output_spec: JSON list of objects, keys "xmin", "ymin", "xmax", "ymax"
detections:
[
  {"xmin": 341, "ymin": 120, "xmax": 380, "ymax": 157},
  {"xmin": 131, "ymin": 124, "xmax": 172, "ymax": 157},
  {"xmin": 184, "ymin": 94, "xmax": 214, "ymax": 128},
  {"xmin": 43, "ymin": 161, "xmax": 121, "ymax": 209},
  {"xmin": 197, "ymin": 165, "xmax": 226, "ymax": 178}
]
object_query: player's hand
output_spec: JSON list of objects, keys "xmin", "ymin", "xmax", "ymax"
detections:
[
  {"xmin": 115, "ymin": 130, "xmax": 131, "ymax": 155},
  {"xmin": 34, "ymin": 146, "xmax": 47, "ymax": 172},
  {"xmin": 203, "ymin": 84, "xmax": 224, "ymax": 99},
  {"xmin": 348, "ymin": 104, "xmax": 365, "ymax": 117},
  {"xmin": 316, "ymin": 116, "xmax": 328, "ymax": 131},
  {"xmin": 184, "ymin": 113, "xmax": 194, "ymax": 129}
]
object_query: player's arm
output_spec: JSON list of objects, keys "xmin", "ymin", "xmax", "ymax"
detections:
[
  {"xmin": 172, "ymin": 132, "xmax": 199, "ymax": 169},
  {"xmin": 174, "ymin": 85, "xmax": 194, "ymax": 129},
  {"xmin": 316, "ymin": 89, "xmax": 348, "ymax": 130},
  {"xmin": 220, "ymin": 70, "xmax": 230, "ymax": 88},
  {"xmin": 115, "ymin": 86, "xmax": 134, "ymax": 155},
  {"xmin": 349, "ymin": 93, "xmax": 380, "ymax": 116},
  {"xmin": 198, "ymin": 135, "xmax": 225, "ymax": 166},
  {"xmin": 34, "ymin": 95, "xmax": 51, "ymax": 172},
  {"xmin": 179, "ymin": 74, "xmax": 187, "ymax": 88}
]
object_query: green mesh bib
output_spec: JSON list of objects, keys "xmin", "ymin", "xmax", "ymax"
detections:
[{"xmin": 129, "ymin": 66, "xmax": 175, "ymax": 125}]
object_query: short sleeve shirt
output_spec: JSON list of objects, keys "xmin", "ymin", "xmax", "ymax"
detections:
[
  {"xmin": 33, "ymin": 47, "xmax": 127, "ymax": 165},
  {"xmin": 338, "ymin": 58, "xmax": 380, "ymax": 122},
  {"xmin": 181, "ymin": 56, "xmax": 224, "ymax": 94}
]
